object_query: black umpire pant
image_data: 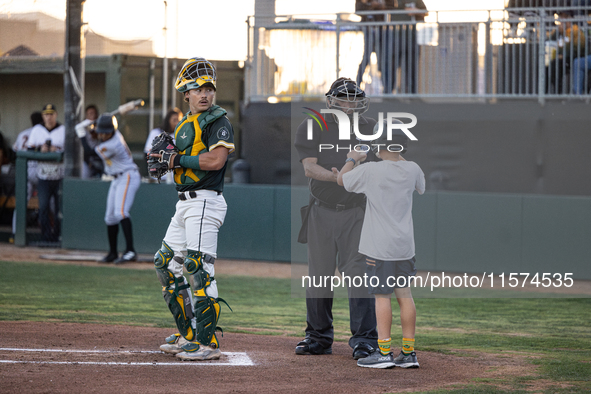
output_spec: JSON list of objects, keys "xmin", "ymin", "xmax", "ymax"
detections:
[{"xmin": 305, "ymin": 202, "xmax": 378, "ymax": 350}]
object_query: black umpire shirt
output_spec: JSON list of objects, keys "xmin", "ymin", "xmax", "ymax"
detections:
[{"xmin": 294, "ymin": 112, "xmax": 378, "ymax": 206}]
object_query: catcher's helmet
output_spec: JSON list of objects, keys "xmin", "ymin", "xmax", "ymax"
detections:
[
  {"xmin": 175, "ymin": 57, "xmax": 217, "ymax": 93},
  {"xmin": 371, "ymin": 120, "xmax": 408, "ymax": 154},
  {"xmin": 95, "ymin": 114, "xmax": 118, "ymax": 134},
  {"xmin": 325, "ymin": 78, "xmax": 369, "ymax": 115}
]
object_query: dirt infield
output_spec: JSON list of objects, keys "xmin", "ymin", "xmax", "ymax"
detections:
[
  {"xmin": 0, "ymin": 244, "xmax": 540, "ymax": 393},
  {"xmin": 0, "ymin": 321, "xmax": 534, "ymax": 394}
]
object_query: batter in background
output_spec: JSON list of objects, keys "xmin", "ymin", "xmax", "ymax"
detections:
[
  {"xmin": 75, "ymin": 114, "xmax": 140, "ymax": 264},
  {"xmin": 148, "ymin": 57, "xmax": 235, "ymax": 361},
  {"xmin": 294, "ymin": 78, "xmax": 378, "ymax": 360}
]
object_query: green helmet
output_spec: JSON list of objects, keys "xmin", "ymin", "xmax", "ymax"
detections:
[{"xmin": 175, "ymin": 57, "xmax": 217, "ymax": 93}]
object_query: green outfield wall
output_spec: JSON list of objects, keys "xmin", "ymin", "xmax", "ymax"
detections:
[{"xmin": 62, "ymin": 179, "xmax": 591, "ymax": 279}]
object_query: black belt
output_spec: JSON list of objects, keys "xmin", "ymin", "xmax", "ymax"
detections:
[
  {"xmin": 313, "ymin": 197, "xmax": 363, "ymax": 212},
  {"xmin": 179, "ymin": 190, "xmax": 222, "ymax": 201},
  {"xmin": 113, "ymin": 168, "xmax": 137, "ymax": 179}
]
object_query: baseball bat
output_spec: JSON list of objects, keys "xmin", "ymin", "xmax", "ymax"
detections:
[{"xmin": 109, "ymin": 99, "xmax": 145, "ymax": 116}]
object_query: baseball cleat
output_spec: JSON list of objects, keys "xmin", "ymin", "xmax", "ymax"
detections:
[
  {"xmin": 393, "ymin": 351, "xmax": 420, "ymax": 368},
  {"xmin": 114, "ymin": 250, "xmax": 137, "ymax": 264},
  {"xmin": 100, "ymin": 252, "xmax": 118, "ymax": 263},
  {"xmin": 357, "ymin": 351, "xmax": 396, "ymax": 369},
  {"xmin": 159, "ymin": 333, "xmax": 189, "ymax": 354},
  {"xmin": 176, "ymin": 342, "xmax": 221, "ymax": 361},
  {"xmin": 295, "ymin": 338, "xmax": 332, "ymax": 355}
]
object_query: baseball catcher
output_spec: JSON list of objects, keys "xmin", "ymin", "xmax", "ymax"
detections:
[
  {"xmin": 151, "ymin": 57, "xmax": 235, "ymax": 362},
  {"xmin": 147, "ymin": 132, "xmax": 179, "ymax": 183}
]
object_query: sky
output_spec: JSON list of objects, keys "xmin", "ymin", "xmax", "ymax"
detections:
[{"xmin": 0, "ymin": 0, "xmax": 506, "ymax": 60}]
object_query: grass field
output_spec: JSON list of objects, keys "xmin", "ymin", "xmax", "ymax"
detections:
[{"xmin": 1, "ymin": 260, "xmax": 590, "ymax": 393}]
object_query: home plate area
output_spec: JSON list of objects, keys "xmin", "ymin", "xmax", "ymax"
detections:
[
  {"xmin": 0, "ymin": 347, "xmax": 254, "ymax": 366},
  {"xmin": 0, "ymin": 321, "xmax": 515, "ymax": 394}
]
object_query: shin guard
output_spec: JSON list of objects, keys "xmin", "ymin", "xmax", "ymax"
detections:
[
  {"xmin": 154, "ymin": 242, "xmax": 195, "ymax": 341},
  {"xmin": 184, "ymin": 250, "xmax": 231, "ymax": 347}
]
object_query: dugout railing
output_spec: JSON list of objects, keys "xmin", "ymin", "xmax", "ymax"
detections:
[
  {"xmin": 245, "ymin": 2, "xmax": 591, "ymax": 103},
  {"xmin": 13, "ymin": 151, "xmax": 63, "ymax": 248}
]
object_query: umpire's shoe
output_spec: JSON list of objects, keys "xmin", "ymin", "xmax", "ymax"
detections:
[
  {"xmin": 295, "ymin": 338, "xmax": 332, "ymax": 355},
  {"xmin": 393, "ymin": 351, "xmax": 420, "ymax": 368},
  {"xmin": 352, "ymin": 342, "xmax": 375, "ymax": 360}
]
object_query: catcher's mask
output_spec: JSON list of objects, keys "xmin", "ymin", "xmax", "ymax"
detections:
[
  {"xmin": 175, "ymin": 57, "xmax": 217, "ymax": 93},
  {"xmin": 371, "ymin": 120, "xmax": 408, "ymax": 155},
  {"xmin": 95, "ymin": 114, "xmax": 118, "ymax": 134},
  {"xmin": 325, "ymin": 78, "xmax": 369, "ymax": 115}
]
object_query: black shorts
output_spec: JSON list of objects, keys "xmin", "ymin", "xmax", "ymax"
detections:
[{"xmin": 365, "ymin": 256, "xmax": 418, "ymax": 295}]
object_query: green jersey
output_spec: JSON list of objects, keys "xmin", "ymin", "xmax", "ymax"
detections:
[{"xmin": 173, "ymin": 105, "xmax": 235, "ymax": 192}]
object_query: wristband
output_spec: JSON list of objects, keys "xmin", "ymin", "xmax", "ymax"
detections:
[
  {"xmin": 178, "ymin": 153, "xmax": 201, "ymax": 170},
  {"xmin": 345, "ymin": 157, "xmax": 356, "ymax": 166},
  {"xmin": 173, "ymin": 154, "xmax": 182, "ymax": 168}
]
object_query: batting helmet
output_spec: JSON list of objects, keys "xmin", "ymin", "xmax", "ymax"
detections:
[
  {"xmin": 95, "ymin": 114, "xmax": 118, "ymax": 134},
  {"xmin": 371, "ymin": 120, "xmax": 408, "ymax": 154},
  {"xmin": 325, "ymin": 78, "xmax": 369, "ymax": 115},
  {"xmin": 175, "ymin": 57, "xmax": 217, "ymax": 93}
]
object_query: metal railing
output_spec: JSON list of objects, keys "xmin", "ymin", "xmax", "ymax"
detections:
[
  {"xmin": 14, "ymin": 151, "xmax": 63, "ymax": 247},
  {"xmin": 245, "ymin": 4, "xmax": 591, "ymax": 102}
]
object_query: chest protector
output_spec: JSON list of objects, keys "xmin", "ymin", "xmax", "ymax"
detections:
[{"xmin": 173, "ymin": 106, "xmax": 227, "ymax": 185}]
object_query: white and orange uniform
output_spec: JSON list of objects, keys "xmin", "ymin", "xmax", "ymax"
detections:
[{"xmin": 95, "ymin": 131, "xmax": 140, "ymax": 226}]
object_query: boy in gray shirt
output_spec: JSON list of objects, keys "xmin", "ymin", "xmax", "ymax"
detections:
[{"xmin": 335, "ymin": 126, "xmax": 425, "ymax": 369}]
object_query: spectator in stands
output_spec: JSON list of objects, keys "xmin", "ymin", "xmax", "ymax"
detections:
[
  {"xmin": 546, "ymin": 10, "xmax": 587, "ymax": 93},
  {"xmin": 356, "ymin": 0, "xmax": 398, "ymax": 93},
  {"xmin": 391, "ymin": 0, "xmax": 427, "ymax": 94},
  {"xmin": 81, "ymin": 104, "xmax": 104, "ymax": 178},
  {"xmin": 356, "ymin": 1, "xmax": 427, "ymax": 94},
  {"xmin": 572, "ymin": 54, "xmax": 591, "ymax": 94},
  {"xmin": 571, "ymin": 0, "xmax": 591, "ymax": 94}
]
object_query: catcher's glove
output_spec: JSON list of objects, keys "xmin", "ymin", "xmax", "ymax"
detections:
[{"xmin": 147, "ymin": 132, "xmax": 179, "ymax": 183}]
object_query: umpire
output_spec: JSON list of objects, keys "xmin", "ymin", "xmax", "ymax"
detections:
[{"xmin": 294, "ymin": 78, "xmax": 378, "ymax": 359}]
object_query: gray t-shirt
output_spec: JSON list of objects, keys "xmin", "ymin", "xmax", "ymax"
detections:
[{"xmin": 343, "ymin": 160, "xmax": 425, "ymax": 261}]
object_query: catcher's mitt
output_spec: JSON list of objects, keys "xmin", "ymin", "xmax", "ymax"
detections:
[{"xmin": 147, "ymin": 133, "xmax": 179, "ymax": 183}]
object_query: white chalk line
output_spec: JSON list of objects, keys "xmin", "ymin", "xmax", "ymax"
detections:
[
  {"xmin": 0, "ymin": 347, "xmax": 161, "ymax": 354},
  {"xmin": 0, "ymin": 347, "xmax": 254, "ymax": 366}
]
